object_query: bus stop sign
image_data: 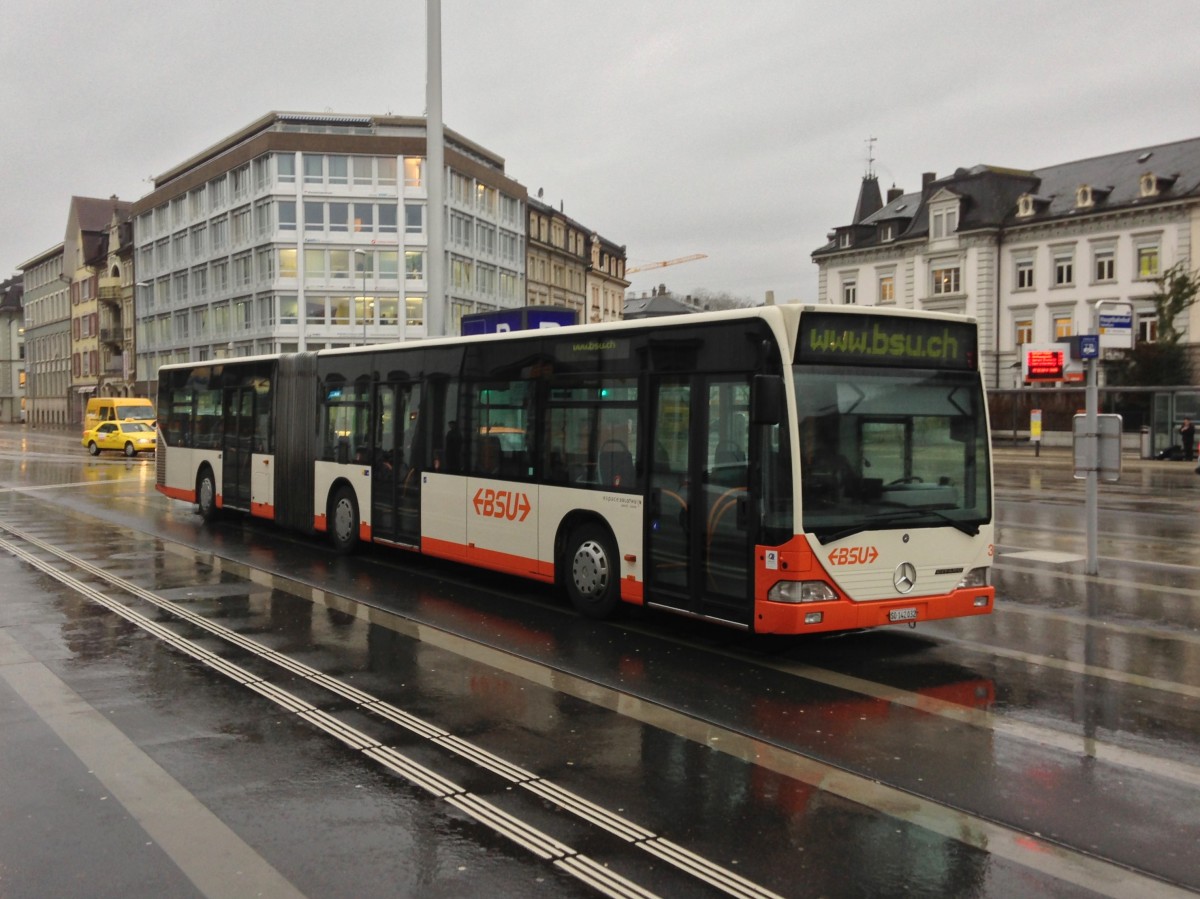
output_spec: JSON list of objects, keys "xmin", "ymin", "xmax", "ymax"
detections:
[{"xmin": 1078, "ymin": 334, "xmax": 1099, "ymax": 360}]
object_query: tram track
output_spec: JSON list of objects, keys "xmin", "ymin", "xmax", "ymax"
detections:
[
  {"xmin": 0, "ymin": 519, "xmax": 779, "ymax": 899},
  {"xmin": 0, "ymin": 507, "xmax": 1196, "ymax": 898}
]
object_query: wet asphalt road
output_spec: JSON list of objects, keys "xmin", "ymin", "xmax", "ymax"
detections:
[{"xmin": 0, "ymin": 425, "xmax": 1197, "ymax": 898}]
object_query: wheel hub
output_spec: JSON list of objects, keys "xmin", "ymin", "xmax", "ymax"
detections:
[
  {"xmin": 335, "ymin": 500, "xmax": 355, "ymax": 541},
  {"xmin": 572, "ymin": 540, "xmax": 609, "ymax": 597}
]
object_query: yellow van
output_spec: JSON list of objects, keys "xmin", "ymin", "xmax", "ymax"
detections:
[{"xmin": 84, "ymin": 397, "xmax": 156, "ymax": 433}]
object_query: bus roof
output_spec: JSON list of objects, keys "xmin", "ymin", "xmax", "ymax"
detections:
[{"xmin": 156, "ymin": 303, "xmax": 978, "ymax": 373}]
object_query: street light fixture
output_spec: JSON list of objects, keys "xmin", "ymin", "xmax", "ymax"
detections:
[{"xmin": 354, "ymin": 249, "xmax": 368, "ymax": 345}]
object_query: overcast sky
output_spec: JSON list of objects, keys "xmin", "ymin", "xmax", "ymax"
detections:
[{"xmin": 4, "ymin": 1, "xmax": 1200, "ymax": 303}]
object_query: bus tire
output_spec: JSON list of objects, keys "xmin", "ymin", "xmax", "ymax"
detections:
[
  {"xmin": 329, "ymin": 486, "xmax": 359, "ymax": 555},
  {"xmin": 197, "ymin": 467, "xmax": 219, "ymax": 522},
  {"xmin": 564, "ymin": 522, "xmax": 621, "ymax": 619}
]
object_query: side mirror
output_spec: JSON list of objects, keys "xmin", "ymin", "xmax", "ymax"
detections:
[{"xmin": 751, "ymin": 374, "xmax": 783, "ymax": 425}]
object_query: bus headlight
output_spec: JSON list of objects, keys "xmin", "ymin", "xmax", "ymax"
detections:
[
  {"xmin": 768, "ymin": 581, "xmax": 838, "ymax": 604},
  {"xmin": 957, "ymin": 567, "xmax": 990, "ymax": 589}
]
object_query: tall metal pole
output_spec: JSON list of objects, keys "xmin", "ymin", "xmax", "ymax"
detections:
[
  {"xmin": 355, "ymin": 249, "xmax": 367, "ymax": 345},
  {"xmin": 1085, "ymin": 353, "xmax": 1099, "ymax": 575},
  {"xmin": 1084, "ymin": 300, "xmax": 1133, "ymax": 576},
  {"xmin": 426, "ymin": 0, "xmax": 446, "ymax": 337}
]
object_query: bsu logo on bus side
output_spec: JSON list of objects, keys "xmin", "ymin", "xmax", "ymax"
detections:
[{"xmin": 473, "ymin": 488, "xmax": 532, "ymax": 522}]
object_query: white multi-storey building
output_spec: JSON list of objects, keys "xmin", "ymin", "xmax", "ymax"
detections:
[
  {"xmin": 131, "ymin": 112, "xmax": 529, "ymax": 386},
  {"xmin": 813, "ymin": 137, "xmax": 1200, "ymax": 388},
  {"xmin": 0, "ymin": 276, "xmax": 24, "ymax": 423},
  {"xmin": 17, "ymin": 244, "xmax": 70, "ymax": 426}
]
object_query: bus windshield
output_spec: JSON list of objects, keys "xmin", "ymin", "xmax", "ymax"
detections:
[{"xmin": 795, "ymin": 366, "xmax": 991, "ymax": 542}]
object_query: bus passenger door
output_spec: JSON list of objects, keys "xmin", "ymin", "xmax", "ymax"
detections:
[
  {"xmin": 646, "ymin": 377, "xmax": 692, "ymax": 604},
  {"xmin": 222, "ymin": 387, "xmax": 255, "ymax": 511},
  {"xmin": 371, "ymin": 381, "xmax": 421, "ymax": 547},
  {"xmin": 698, "ymin": 377, "xmax": 753, "ymax": 623},
  {"xmin": 645, "ymin": 375, "xmax": 753, "ymax": 626}
]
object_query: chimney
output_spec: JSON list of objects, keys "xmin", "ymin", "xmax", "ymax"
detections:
[
  {"xmin": 886, "ymin": 185, "xmax": 904, "ymax": 203},
  {"xmin": 922, "ymin": 172, "xmax": 936, "ymax": 188}
]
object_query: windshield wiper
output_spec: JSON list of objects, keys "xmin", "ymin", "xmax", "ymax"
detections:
[
  {"xmin": 872, "ymin": 507, "xmax": 981, "ymax": 536},
  {"xmin": 814, "ymin": 508, "xmax": 981, "ymax": 544}
]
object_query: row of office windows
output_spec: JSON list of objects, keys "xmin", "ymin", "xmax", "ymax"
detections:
[
  {"xmin": 137, "ymin": 248, "xmax": 430, "ymax": 311},
  {"xmin": 149, "ymin": 155, "xmax": 427, "ymax": 237},
  {"xmin": 138, "ymin": 293, "xmax": 428, "ymax": 350},
  {"xmin": 284, "ymin": 200, "xmax": 423, "ymax": 235},
  {"xmin": 448, "ymin": 211, "xmax": 523, "ymax": 263},
  {"xmin": 840, "ymin": 269, "xmax": 952, "ymax": 305},
  {"xmin": 146, "ymin": 152, "xmax": 522, "ymax": 240},
  {"xmin": 840, "ymin": 237, "xmax": 1165, "ymax": 306},
  {"xmin": 137, "ymin": 248, "xmax": 521, "ymax": 317},
  {"xmin": 284, "ymin": 153, "xmax": 421, "ymax": 190},
  {"xmin": 1013, "ymin": 242, "xmax": 1160, "ymax": 290},
  {"xmin": 138, "ymin": 200, "xmax": 432, "ymax": 275}
]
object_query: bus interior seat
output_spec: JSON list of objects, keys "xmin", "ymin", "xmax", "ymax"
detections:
[
  {"xmin": 715, "ymin": 442, "xmax": 745, "ymax": 464},
  {"xmin": 653, "ymin": 442, "xmax": 672, "ymax": 473},
  {"xmin": 599, "ymin": 445, "xmax": 635, "ymax": 488},
  {"xmin": 477, "ymin": 435, "xmax": 502, "ymax": 475}
]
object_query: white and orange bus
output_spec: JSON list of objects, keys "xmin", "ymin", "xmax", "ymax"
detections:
[{"xmin": 155, "ymin": 304, "xmax": 994, "ymax": 634}]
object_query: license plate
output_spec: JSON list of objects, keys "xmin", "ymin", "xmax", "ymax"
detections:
[{"xmin": 889, "ymin": 607, "xmax": 918, "ymax": 622}]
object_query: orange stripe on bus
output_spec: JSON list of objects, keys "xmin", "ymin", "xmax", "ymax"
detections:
[
  {"xmin": 421, "ymin": 536, "xmax": 644, "ymax": 601},
  {"xmin": 250, "ymin": 502, "xmax": 275, "ymax": 520},
  {"xmin": 157, "ymin": 485, "xmax": 195, "ymax": 503}
]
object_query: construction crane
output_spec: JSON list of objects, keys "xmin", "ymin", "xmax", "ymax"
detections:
[{"xmin": 625, "ymin": 253, "xmax": 707, "ymax": 275}]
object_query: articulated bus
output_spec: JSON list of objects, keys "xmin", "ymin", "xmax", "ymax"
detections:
[{"xmin": 155, "ymin": 304, "xmax": 994, "ymax": 634}]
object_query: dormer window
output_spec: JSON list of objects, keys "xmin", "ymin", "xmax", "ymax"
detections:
[
  {"xmin": 1017, "ymin": 193, "xmax": 1051, "ymax": 218},
  {"xmin": 1076, "ymin": 185, "xmax": 1094, "ymax": 208},
  {"xmin": 839, "ymin": 232, "xmax": 852, "ymax": 248},
  {"xmin": 1139, "ymin": 172, "xmax": 1177, "ymax": 198},
  {"xmin": 930, "ymin": 204, "xmax": 958, "ymax": 239},
  {"xmin": 879, "ymin": 223, "xmax": 894, "ymax": 242}
]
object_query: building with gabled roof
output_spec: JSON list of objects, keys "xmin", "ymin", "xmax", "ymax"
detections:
[
  {"xmin": 813, "ymin": 137, "xmax": 1200, "ymax": 388},
  {"xmin": 64, "ymin": 195, "xmax": 133, "ymax": 422},
  {"xmin": 527, "ymin": 196, "xmax": 629, "ymax": 323}
]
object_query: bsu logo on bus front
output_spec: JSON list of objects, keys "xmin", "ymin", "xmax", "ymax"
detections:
[{"xmin": 473, "ymin": 488, "xmax": 532, "ymax": 522}]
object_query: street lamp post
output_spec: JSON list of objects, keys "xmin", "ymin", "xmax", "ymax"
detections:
[{"xmin": 354, "ymin": 249, "xmax": 368, "ymax": 345}]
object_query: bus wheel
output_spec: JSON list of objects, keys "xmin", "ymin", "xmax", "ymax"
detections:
[
  {"xmin": 124, "ymin": 442, "xmax": 137, "ymax": 457},
  {"xmin": 329, "ymin": 487, "xmax": 359, "ymax": 555},
  {"xmin": 564, "ymin": 522, "xmax": 620, "ymax": 619},
  {"xmin": 87, "ymin": 441, "xmax": 100, "ymax": 456},
  {"xmin": 197, "ymin": 468, "xmax": 219, "ymax": 522}
]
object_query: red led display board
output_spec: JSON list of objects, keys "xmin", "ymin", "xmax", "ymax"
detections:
[{"xmin": 1026, "ymin": 349, "xmax": 1065, "ymax": 381}]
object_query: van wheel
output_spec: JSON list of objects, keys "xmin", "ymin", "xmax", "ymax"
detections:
[
  {"xmin": 197, "ymin": 468, "xmax": 219, "ymax": 522},
  {"xmin": 329, "ymin": 487, "xmax": 359, "ymax": 554},
  {"xmin": 87, "ymin": 441, "xmax": 100, "ymax": 456},
  {"xmin": 564, "ymin": 522, "xmax": 621, "ymax": 619},
  {"xmin": 124, "ymin": 442, "xmax": 137, "ymax": 457}
]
